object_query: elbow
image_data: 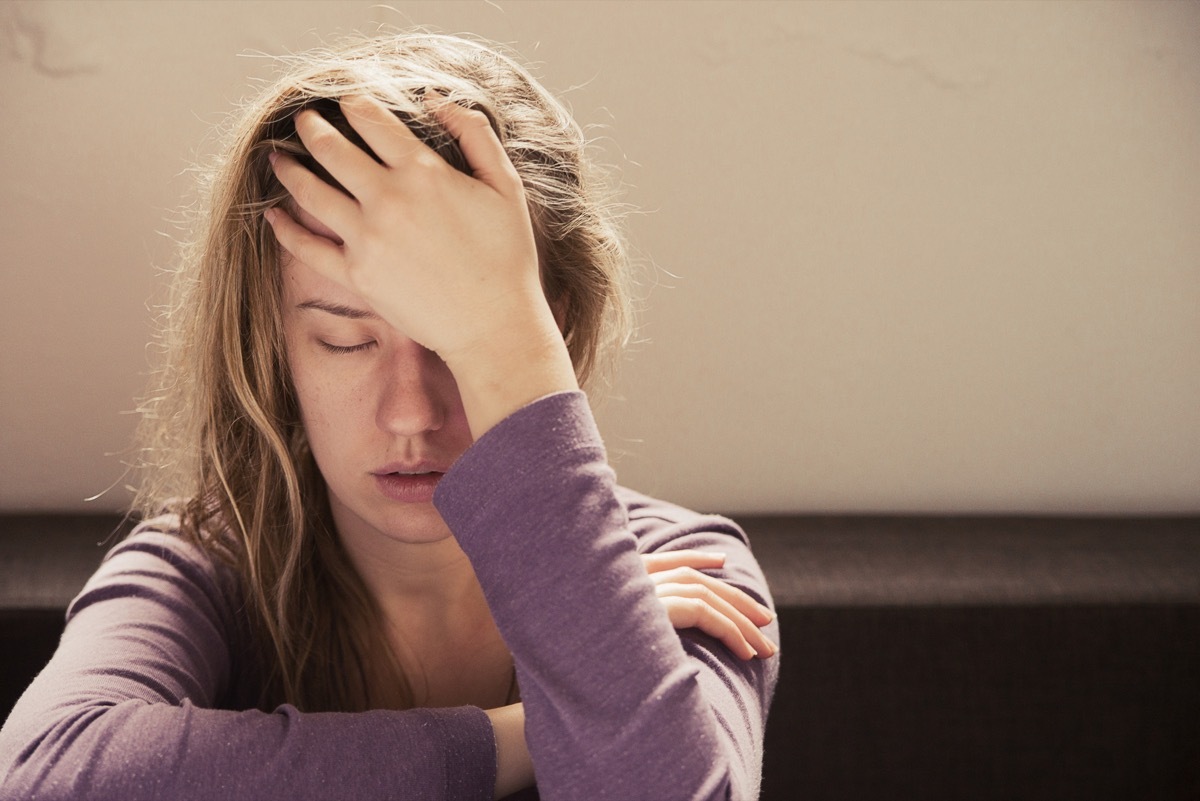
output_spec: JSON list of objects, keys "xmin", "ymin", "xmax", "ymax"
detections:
[
  {"xmin": 700, "ymin": 753, "xmax": 757, "ymax": 801},
  {"xmin": 0, "ymin": 703, "xmax": 120, "ymax": 801},
  {"xmin": 0, "ymin": 734, "xmax": 60, "ymax": 801}
]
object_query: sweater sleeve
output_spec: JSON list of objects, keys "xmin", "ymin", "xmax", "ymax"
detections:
[
  {"xmin": 434, "ymin": 391, "xmax": 779, "ymax": 801},
  {"xmin": 0, "ymin": 528, "xmax": 497, "ymax": 801}
]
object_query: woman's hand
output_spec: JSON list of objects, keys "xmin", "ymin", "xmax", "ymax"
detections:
[
  {"xmin": 642, "ymin": 550, "xmax": 778, "ymax": 661},
  {"xmin": 267, "ymin": 93, "xmax": 544, "ymax": 361},
  {"xmin": 266, "ymin": 94, "xmax": 577, "ymax": 438}
]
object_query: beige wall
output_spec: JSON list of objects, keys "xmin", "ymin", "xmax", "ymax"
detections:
[{"xmin": 1, "ymin": 0, "xmax": 1197, "ymax": 514}]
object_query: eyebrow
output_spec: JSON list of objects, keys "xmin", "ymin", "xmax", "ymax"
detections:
[{"xmin": 296, "ymin": 300, "xmax": 380, "ymax": 320}]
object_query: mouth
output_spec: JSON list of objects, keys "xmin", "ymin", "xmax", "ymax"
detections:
[
  {"xmin": 372, "ymin": 469, "xmax": 445, "ymax": 503},
  {"xmin": 373, "ymin": 460, "xmax": 449, "ymax": 477}
]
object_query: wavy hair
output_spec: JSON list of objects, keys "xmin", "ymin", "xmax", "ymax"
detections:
[{"xmin": 132, "ymin": 31, "xmax": 631, "ymax": 712}]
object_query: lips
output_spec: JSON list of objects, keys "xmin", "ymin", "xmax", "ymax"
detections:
[{"xmin": 372, "ymin": 462, "xmax": 448, "ymax": 504}]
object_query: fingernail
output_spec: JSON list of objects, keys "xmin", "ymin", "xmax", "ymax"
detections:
[
  {"xmin": 263, "ymin": 207, "xmax": 277, "ymax": 224},
  {"xmin": 267, "ymin": 151, "xmax": 279, "ymax": 167}
]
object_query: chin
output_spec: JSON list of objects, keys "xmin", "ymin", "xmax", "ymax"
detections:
[
  {"xmin": 328, "ymin": 487, "xmax": 454, "ymax": 547},
  {"xmin": 375, "ymin": 503, "xmax": 455, "ymax": 544}
]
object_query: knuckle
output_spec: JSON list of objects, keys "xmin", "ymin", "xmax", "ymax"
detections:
[
  {"xmin": 667, "ymin": 566, "xmax": 698, "ymax": 583},
  {"xmin": 306, "ymin": 128, "xmax": 341, "ymax": 157},
  {"xmin": 410, "ymin": 150, "xmax": 446, "ymax": 175},
  {"xmin": 459, "ymin": 107, "xmax": 492, "ymax": 127},
  {"xmin": 290, "ymin": 178, "xmax": 317, "ymax": 209}
]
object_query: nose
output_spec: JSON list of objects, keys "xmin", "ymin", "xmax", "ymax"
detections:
[{"xmin": 375, "ymin": 339, "xmax": 453, "ymax": 437}]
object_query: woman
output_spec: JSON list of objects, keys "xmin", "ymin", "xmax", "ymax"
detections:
[{"xmin": 0, "ymin": 32, "xmax": 778, "ymax": 800}]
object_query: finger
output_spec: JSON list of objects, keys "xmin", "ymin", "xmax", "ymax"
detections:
[
  {"xmin": 660, "ymin": 596, "xmax": 758, "ymax": 661},
  {"xmin": 641, "ymin": 550, "xmax": 726, "ymax": 574},
  {"xmin": 269, "ymin": 151, "xmax": 360, "ymax": 240},
  {"xmin": 339, "ymin": 94, "xmax": 426, "ymax": 170},
  {"xmin": 292, "ymin": 108, "xmax": 382, "ymax": 201},
  {"xmin": 656, "ymin": 581, "xmax": 777, "ymax": 659},
  {"xmin": 425, "ymin": 91, "xmax": 521, "ymax": 193},
  {"xmin": 264, "ymin": 206, "xmax": 345, "ymax": 279},
  {"xmin": 647, "ymin": 566, "xmax": 774, "ymax": 627}
]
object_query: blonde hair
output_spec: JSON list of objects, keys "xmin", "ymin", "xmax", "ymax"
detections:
[{"xmin": 133, "ymin": 31, "xmax": 631, "ymax": 711}]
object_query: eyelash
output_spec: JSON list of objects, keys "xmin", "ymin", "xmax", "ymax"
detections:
[{"xmin": 319, "ymin": 341, "xmax": 376, "ymax": 355}]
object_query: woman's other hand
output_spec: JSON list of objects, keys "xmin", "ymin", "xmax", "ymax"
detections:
[{"xmin": 642, "ymin": 550, "xmax": 778, "ymax": 661}]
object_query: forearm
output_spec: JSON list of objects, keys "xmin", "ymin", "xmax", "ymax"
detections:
[
  {"xmin": 0, "ymin": 532, "xmax": 500, "ymax": 801},
  {"xmin": 1, "ymin": 694, "xmax": 496, "ymax": 801},
  {"xmin": 436, "ymin": 393, "xmax": 769, "ymax": 800}
]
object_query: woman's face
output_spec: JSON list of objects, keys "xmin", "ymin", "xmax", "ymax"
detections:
[{"xmin": 278, "ymin": 210, "xmax": 473, "ymax": 547}]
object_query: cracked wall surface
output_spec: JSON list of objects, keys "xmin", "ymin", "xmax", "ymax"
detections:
[{"xmin": 1, "ymin": 0, "xmax": 1197, "ymax": 514}]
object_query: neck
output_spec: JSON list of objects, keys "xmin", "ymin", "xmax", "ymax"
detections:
[
  {"xmin": 330, "ymin": 501, "xmax": 488, "ymax": 627},
  {"xmin": 328, "ymin": 502, "xmax": 515, "ymax": 709}
]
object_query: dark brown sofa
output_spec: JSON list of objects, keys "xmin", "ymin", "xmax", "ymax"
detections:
[{"xmin": 3, "ymin": 514, "xmax": 1198, "ymax": 800}]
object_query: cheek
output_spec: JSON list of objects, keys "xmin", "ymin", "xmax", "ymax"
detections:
[
  {"xmin": 291, "ymin": 370, "xmax": 327, "ymax": 432},
  {"xmin": 287, "ymin": 346, "xmax": 352, "ymax": 448},
  {"xmin": 286, "ymin": 342, "xmax": 318, "ymax": 422},
  {"xmin": 290, "ymin": 369, "xmax": 367, "ymax": 488}
]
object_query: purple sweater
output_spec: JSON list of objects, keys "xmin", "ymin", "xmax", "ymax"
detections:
[{"xmin": 0, "ymin": 392, "xmax": 778, "ymax": 800}]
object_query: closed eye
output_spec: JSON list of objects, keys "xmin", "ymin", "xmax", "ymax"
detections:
[{"xmin": 319, "ymin": 340, "xmax": 376, "ymax": 355}]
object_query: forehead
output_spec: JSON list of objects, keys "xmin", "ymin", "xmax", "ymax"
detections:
[{"xmin": 281, "ymin": 252, "xmax": 360, "ymax": 311}]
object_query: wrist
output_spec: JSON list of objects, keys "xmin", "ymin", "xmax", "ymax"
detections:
[
  {"xmin": 485, "ymin": 702, "xmax": 534, "ymax": 797},
  {"xmin": 446, "ymin": 310, "xmax": 579, "ymax": 440}
]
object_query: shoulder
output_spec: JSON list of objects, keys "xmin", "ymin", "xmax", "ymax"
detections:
[
  {"xmin": 68, "ymin": 511, "xmax": 245, "ymax": 633},
  {"xmin": 46, "ymin": 511, "xmax": 260, "ymax": 711},
  {"xmin": 617, "ymin": 485, "xmax": 751, "ymax": 553},
  {"xmin": 110, "ymin": 512, "xmax": 230, "ymax": 569}
]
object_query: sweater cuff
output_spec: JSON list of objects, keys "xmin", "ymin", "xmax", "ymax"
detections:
[
  {"xmin": 434, "ymin": 390, "xmax": 604, "ymax": 536},
  {"xmin": 419, "ymin": 706, "xmax": 498, "ymax": 800}
]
